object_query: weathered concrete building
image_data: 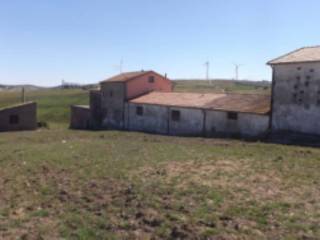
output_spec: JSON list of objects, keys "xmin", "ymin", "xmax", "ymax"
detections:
[
  {"xmin": 128, "ymin": 92, "xmax": 270, "ymax": 138},
  {"xmin": 70, "ymin": 71, "xmax": 173, "ymax": 130},
  {"xmin": 268, "ymin": 46, "xmax": 320, "ymax": 136},
  {"xmin": 71, "ymin": 70, "xmax": 270, "ymax": 138},
  {"xmin": 71, "ymin": 46, "xmax": 320, "ymax": 140},
  {"xmin": 0, "ymin": 102, "xmax": 37, "ymax": 132},
  {"xmin": 99, "ymin": 71, "xmax": 172, "ymax": 129}
]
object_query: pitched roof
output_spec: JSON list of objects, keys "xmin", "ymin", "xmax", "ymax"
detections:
[
  {"xmin": 101, "ymin": 71, "xmax": 152, "ymax": 83},
  {"xmin": 130, "ymin": 92, "xmax": 270, "ymax": 114},
  {"xmin": 268, "ymin": 46, "xmax": 320, "ymax": 65}
]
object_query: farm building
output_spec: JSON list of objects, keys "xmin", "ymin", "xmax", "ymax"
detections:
[
  {"xmin": 127, "ymin": 92, "xmax": 270, "ymax": 138},
  {"xmin": 268, "ymin": 46, "xmax": 320, "ymax": 136},
  {"xmin": 71, "ymin": 46, "xmax": 320, "ymax": 139},
  {"xmin": 0, "ymin": 102, "xmax": 37, "ymax": 132},
  {"xmin": 71, "ymin": 70, "xmax": 271, "ymax": 138}
]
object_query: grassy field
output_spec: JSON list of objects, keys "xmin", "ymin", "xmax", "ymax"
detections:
[
  {"xmin": 0, "ymin": 89, "xmax": 88, "ymax": 125},
  {"xmin": 0, "ymin": 81, "xmax": 319, "ymax": 240},
  {"xmin": 173, "ymin": 80, "xmax": 271, "ymax": 94}
]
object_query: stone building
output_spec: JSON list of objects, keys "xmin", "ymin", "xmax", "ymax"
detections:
[
  {"xmin": 268, "ymin": 46, "xmax": 320, "ymax": 135},
  {"xmin": 71, "ymin": 70, "xmax": 270, "ymax": 138},
  {"xmin": 0, "ymin": 102, "xmax": 37, "ymax": 132}
]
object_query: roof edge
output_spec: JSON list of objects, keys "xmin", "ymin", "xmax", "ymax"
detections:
[
  {"xmin": 0, "ymin": 101, "xmax": 36, "ymax": 112},
  {"xmin": 100, "ymin": 71, "xmax": 152, "ymax": 84},
  {"xmin": 267, "ymin": 46, "xmax": 320, "ymax": 65},
  {"xmin": 100, "ymin": 70, "xmax": 171, "ymax": 84}
]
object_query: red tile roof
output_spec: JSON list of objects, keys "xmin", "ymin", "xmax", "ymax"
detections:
[
  {"xmin": 268, "ymin": 46, "xmax": 320, "ymax": 65},
  {"xmin": 130, "ymin": 92, "xmax": 270, "ymax": 114},
  {"xmin": 101, "ymin": 71, "xmax": 152, "ymax": 83}
]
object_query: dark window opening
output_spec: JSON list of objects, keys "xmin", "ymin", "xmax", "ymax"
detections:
[
  {"xmin": 305, "ymin": 81, "xmax": 310, "ymax": 87},
  {"xmin": 300, "ymin": 90, "xmax": 304, "ymax": 94},
  {"xmin": 148, "ymin": 76, "xmax": 155, "ymax": 83},
  {"xmin": 297, "ymin": 67, "xmax": 302, "ymax": 71},
  {"xmin": 136, "ymin": 106, "xmax": 143, "ymax": 116},
  {"xmin": 298, "ymin": 99, "xmax": 303, "ymax": 104},
  {"xmin": 317, "ymin": 99, "xmax": 320, "ymax": 105},
  {"xmin": 171, "ymin": 110, "xmax": 180, "ymax": 122},
  {"xmin": 227, "ymin": 112, "xmax": 238, "ymax": 120},
  {"xmin": 296, "ymin": 76, "xmax": 301, "ymax": 81},
  {"xmin": 9, "ymin": 115, "xmax": 19, "ymax": 124},
  {"xmin": 306, "ymin": 75, "xmax": 311, "ymax": 80},
  {"xmin": 110, "ymin": 91, "xmax": 113, "ymax": 97},
  {"xmin": 294, "ymin": 84, "xmax": 298, "ymax": 89},
  {"xmin": 310, "ymin": 69, "xmax": 315, "ymax": 73}
]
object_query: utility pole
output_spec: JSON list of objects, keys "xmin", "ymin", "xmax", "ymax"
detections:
[
  {"xmin": 119, "ymin": 59, "xmax": 123, "ymax": 73},
  {"xmin": 21, "ymin": 87, "xmax": 25, "ymax": 103},
  {"xmin": 233, "ymin": 64, "xmax": 243, "ymax": 80},
  {"xmin": 204, "ymin": 61, "xmax": 210, "ymax": 83}
]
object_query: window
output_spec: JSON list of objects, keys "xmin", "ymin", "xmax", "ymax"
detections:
[
  {"xmin": 136, "ymin": 106, "xmax": 143, "ymax": 116},
  {"xmin": 305, "ymin": 81, "xmax": 309, "ymax": 87},
  {"xmin": 110, "ymin": 91, "xmax": 113, "ymax": 97},
  {"xmin": 297, "ymin": 67, "xmax": 302, "ymax": 71},
  {"xmin": 148, "ymin": 76, "xmax": 155, "ymax": 83},
  {"xmin": 310, "ymin": 69, "xmax": 315, "ymax": 73},
  {"xmin": 293, "ymin": 93, "xmax": 297, "ymax": 100},
  {"xmin": 171, "ymin": 110, "xmax": 180, "ymax": 122},
  {"xmin": 306, "ymin": 75, "xmax": 311, "ymax": 80},
  {"xmin": 227, "ymin": 112, "xmax": 238, "ymax": 120},
  {"xmin": 296, "ymin": 76, "xmax": 301, "ymax": 81},
  {"xmin": 9, "ymin": 115, "xmax": 19, "ymax": 124}
]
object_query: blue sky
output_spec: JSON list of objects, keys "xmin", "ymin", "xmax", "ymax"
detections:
[{"xmin": 1, "ymin": 0, "xmax": 320, "ymax": 86}]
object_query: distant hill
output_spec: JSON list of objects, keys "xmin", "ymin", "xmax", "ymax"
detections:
[
  {"xmin": 173, "ymin": 79, "xmax": 271, "ymax": 94},
  {"xmin": 0, "ymin": 83, "xmax": 99, "ymax": 92},
  {"xmin": 0, "ymin": 84, "xmax": 46, "ymax": 92}
]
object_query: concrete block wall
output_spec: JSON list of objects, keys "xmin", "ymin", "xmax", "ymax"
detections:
[
  {"xmin": 127, "ymin": 103, "xmax": 269, "ymax": 138},
  {"xmin": 272, "ymin": 62, "xmax": 320, "ymax": 135},
  {"xmin": 126, "ymin": 103, "xmax": 169, "ymax": 134},
  {"xmin": 100, "ymin": 82, "xmax": 126, "ymax": 129},
  {"xmin": 168, "ymin": 107, "xmax": 204, "ymax": 136},
  {"xmin": 70, "ymin": 105, "xmax": 91, "ymax": 129},
  {"xmin": 205, "ymin": 110, "xmax": 269, "ymax": 138},
  {"xmin": 0, "ymin": 102, "xmax": 37, "ymax": 132}
]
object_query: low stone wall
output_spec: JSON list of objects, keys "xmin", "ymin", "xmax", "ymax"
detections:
[{"xmin": 0, "ymin": 102, "xmax": 37, "ymax": 132}]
